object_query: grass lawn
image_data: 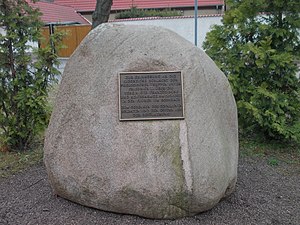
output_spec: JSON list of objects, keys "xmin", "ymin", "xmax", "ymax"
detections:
[
  {"xmin": 0, "ymin": 137, "xmax": 299, "ymax": 179},
  {"xmin": 238, "ymin": 137, "xmax": 300, "ymax": 177},
  {"xmin": 240, "ymin": 137, "xmax": 300, "ymax": 166},
  {"xmin": 0, "ymin": 147, "xmax": 43, "ymax": 178}
]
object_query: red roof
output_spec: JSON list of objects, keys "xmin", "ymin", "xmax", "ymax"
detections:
[
  {"xmin": 54, "ymin": 0, "xmax": 224, "ymax": 12},
  {"xmin": 27, "ymin": 1, "xmax": 89, "ymax": 24}
]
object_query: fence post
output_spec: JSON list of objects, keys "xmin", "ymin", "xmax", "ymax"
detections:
[{"xmin": 194, "ymin": 0, "xmax": 198, "ymax": 46}]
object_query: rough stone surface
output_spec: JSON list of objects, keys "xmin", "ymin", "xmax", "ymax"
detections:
[{"xmin": 44, "ymin": 24, "xmax": 238, "ymax": 219}]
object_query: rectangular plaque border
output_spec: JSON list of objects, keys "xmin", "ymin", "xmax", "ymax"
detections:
[{"xmin": 118, "ymin": 71, "xmax": 185, "ymax": 121}]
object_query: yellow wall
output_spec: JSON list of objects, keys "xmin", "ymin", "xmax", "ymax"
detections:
[{"xmin": 40, "ymin": 25, "xmax": 92, "ymax": 57}]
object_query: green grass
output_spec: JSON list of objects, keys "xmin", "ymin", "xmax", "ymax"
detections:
[
  {"xmin": 0, "ymin": 136, "xmax": 299, "ymax": 179},
  {"xmin": 0, "ymin": 148, "xmax": 43, "ymax": 179},
  {"xmin": 239, "ymin": 137, "xmax": 300, "ymax": 166}
]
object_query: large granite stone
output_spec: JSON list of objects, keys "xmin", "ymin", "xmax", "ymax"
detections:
[{"xmin": 44, "ymin": 24, "xmax": 238, "ymax": 219}]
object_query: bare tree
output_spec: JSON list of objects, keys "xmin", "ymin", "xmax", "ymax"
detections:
[{"xmin": 92, "ymin": 0, "xmax": 113, "ymax": 29}]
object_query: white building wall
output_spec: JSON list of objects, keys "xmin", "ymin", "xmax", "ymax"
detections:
[{"xmin": 111, "ymin": 16, "xmax": 222, "ymax": 48}]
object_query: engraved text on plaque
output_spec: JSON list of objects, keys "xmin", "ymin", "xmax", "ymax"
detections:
[{"xmin": 119, "ymin": 71, "xmax": 184, "ymax": 121}]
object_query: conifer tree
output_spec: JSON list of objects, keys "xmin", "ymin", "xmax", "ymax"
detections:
[
  {"xmin": 203, "ymin": 0, "xmax": 300, "ymax": 142},
  {"xmin": 0, "ymin": 0, "xmax": 60, "ymax": 151}
]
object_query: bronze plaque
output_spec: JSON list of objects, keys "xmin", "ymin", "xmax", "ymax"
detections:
[{"xmin": 119, "ymin": 71, "xmax": 184, "ymax": 121}]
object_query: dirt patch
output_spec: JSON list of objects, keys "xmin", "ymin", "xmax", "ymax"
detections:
[{"xmin": 0, "ymin": 157, "xmax": 299, "ymax": 225}]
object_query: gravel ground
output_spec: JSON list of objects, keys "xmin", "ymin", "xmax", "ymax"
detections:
[{"xmin": 0, "ymin": 157, "xmax": 299, "ymax": 225}]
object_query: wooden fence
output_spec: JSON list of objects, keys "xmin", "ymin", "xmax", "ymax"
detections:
[{"xmin": 40, "ymin": 24, "xmax": 92, "ymax": 57}]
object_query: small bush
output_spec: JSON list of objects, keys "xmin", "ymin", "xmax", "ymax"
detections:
[{"xmin": 116, "ymin": 7, "xmax": 182, "ymax": 19}]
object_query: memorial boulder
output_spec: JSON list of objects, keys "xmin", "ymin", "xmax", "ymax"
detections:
[{"xmin": 44, "ymin": 24, "xmax": 238, "ymax": 219}]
